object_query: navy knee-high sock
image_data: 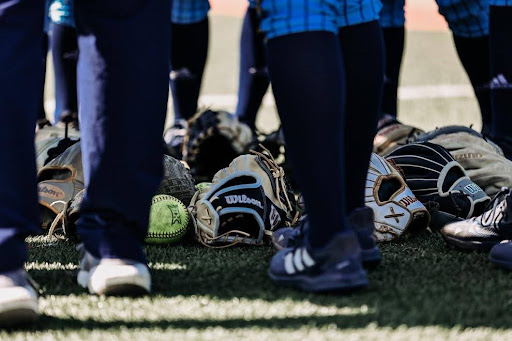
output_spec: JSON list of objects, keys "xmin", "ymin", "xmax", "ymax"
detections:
[
  {"xmin": 50, "ymin": 23, "xmax": 78, "ymax": 123},
  {"xmin": 267, "ymin": 32, "xmax": 347, "ymax": 248},
  {"xmin": 169, "ymin": 18, "xmax": 209, "ymax": 121},
  {"xmin": 490, "ymin": 6, "xmax": 512, "ymax": 157},
  {"xmin": 453, "ymin": 35, "xmax": 492, "ymax": 135},
  {"xmin": 381, "ymin": 26, "xmax": 404, "ymax": 117},
  {"xmin": 235, "ymin": 7, "xmax": 270, "ymax": 129},
  {"xmin": 339, "ymin": 21, "xmax": 385, "ymax": 214}
]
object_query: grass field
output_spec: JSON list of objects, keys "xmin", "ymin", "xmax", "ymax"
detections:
[{"xmin": 24, "ymin": 12, "xmax": 511, "ymax": 341}]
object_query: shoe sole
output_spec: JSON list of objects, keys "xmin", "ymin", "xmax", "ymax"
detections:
[
  {"xmin": 361, "ymin": 247, "xmax": 382, "ymax": 269},
  {"xmin": 96, "ymin": 284, "xmax": 149, "ymax": 297},
  {"xmin": 274, "ymin": 242, "xmax": 382, "ymax": 270},
  {"xmin": 78, "ymin": 270, "xmax": 150, "ymax": 297},
  {"xmin": 441, "ymin": 233, "xmax": 499, "ymax": 251},
  {"xmin": 268, "ymin": 270, "xmax": 368, "ymax": 293}
]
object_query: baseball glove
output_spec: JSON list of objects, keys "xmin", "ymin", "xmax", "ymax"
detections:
[
  {"xmin": 366, "ymin": 153, "xmax": 430, "ymax": 242},
  {"xmin": 373, "ymin": 115, "xmax": 425, "ymax": 156},
  {"xmin": 38, "ymin": 141, "xmax": 83, "ymax": 230},
  {"xmin": 46, "ymin": 155, "xmax": 197, "ymax": 242},
  {"xmin": 35, "ymin": 118, "xmax": 80, "ymax": 144},
  {"xmin": 386, "ymin": 142, "xmax": 491, "ymax": 228},
  {"xmin": 189, "ymin": 148, "xmax": 299, "ymax": 247},
  {"xmin": 412, "ymin": 125, "xmax": 512, "ymax": 196},
  {"xmin": 249, "ymin": 126, "xmax": 298, "ymax": 190},
  {"xmin": 155, "ymin": 154, "xmax": 196, "ymax": 206},
  {"xmin": 35, "ymin": 136, "xmax": 80, "ymax": 171},
  {"xmin": 183, "ymin": 109, "xmax": 253, "ymax": 182}
]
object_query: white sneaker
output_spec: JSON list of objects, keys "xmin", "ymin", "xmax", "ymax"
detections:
[
  {"xmin": 0, "ymin": 269, "xmax": 39, "ymax": 327},
  {"xmin": 77, "ymin": 245, "xmax": 151, "ymax": 296}
]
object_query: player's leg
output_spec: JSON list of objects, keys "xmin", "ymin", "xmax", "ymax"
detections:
[
  {"xmin": 489, "ymin": 1, "xmax": 512, "ymax": 159},
  {"xmin": 235, "ymin": 5, "xmax": 270, "ymax": 130},
  {"xmin": 379, "ymin": 0, "xmax": 405, "ymax": 118},
  {"xmin": 337, "ymin": 1, "xmax": 385, "ymax": 265},
  {"xmin": 260, "ymin": 0, "xmax": 367, "ymax": 292},
  {"xmin": 437, "ymin": 0, "xmax": 492, "ymax": 135},
  {"xmin": 49, "ymin": 0, "xmax": 78, "ymax": 124},
  {"xmin": 37, "ymin": 33, "xmax": 51, "ymax": 129},
  {"xmin": 169, "ymin": 0, "xmax": 209, "ymax": 122},
  {"xmin": 74, "ymin": 0, "xmax": 170, "ymax": 295},
  {"xmin": 0, "ymin": 0, "xmax": 45, "ymax": 326}
]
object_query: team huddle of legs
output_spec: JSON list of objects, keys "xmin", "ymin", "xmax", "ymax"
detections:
[{"xmin": 0, "ymin": 0, "xmax": 511, "ymax": 329}]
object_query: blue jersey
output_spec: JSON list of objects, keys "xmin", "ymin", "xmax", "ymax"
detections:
[
  {"xmin": 380, "ymin": 0, "xmax": 489, "ymax": 38},
  {"xmin": 255, "ymin": 0, "xmax": 382, "ymax": 39},
  {"xmin": 490, "ymin": 0, "xmax": 511, "ymax": 5},
  {"xmin": 48, "ymin": 0, "xmax": 75, "ymax": 27},
  {"xmin": 172, "ymin": 0, "xmax": 210, "ymax": 24}
]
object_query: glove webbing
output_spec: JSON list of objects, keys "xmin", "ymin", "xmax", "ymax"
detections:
[{"xmin": 249, "ymin": 144, "xmax": 299, "ymax": 226}]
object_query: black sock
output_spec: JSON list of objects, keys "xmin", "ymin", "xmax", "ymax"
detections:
[
  {"xmin": 235, "ymin": 8, "xmax": 270, "ymax": 130},
  {"xmin": 339, "ymin": 21, "xmax": 385, "ymax": 214},
  {"xmin": 453, "ymin": 35, "xmax": 492, "ymax": 135},
  {"xmin": 169, "ymin": 18, "xmax": 209, "ymax": 121},
  {"xmin": 50, "ymin": 23, "xmax": 78, "ymax": 122},
  {"xmin": 381, "ymin": 26, "xmax": 405, "ymax": 117},
  {"xmin": 490, "ymin": 6, "xmax": 512, "ymax": 150},
  {"xmin": 267, "ymin": 32, "xmax": 347, "ymax": 248},
  {"xmin": 38, "ymin": 33, "xmax": 49, "ymax": 121}
]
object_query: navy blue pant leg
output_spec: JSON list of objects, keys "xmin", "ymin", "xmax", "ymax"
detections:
[
  {"xmin": 235, "ymin": 7, "xmax": 270, "ymax": 129},
  {"xmin": 75, "ymin": 0, "xmax": 170, "ymax": 263},
  {"xmin": 0, "ymin": 0, "xmax": 45, "ymax": 272}
]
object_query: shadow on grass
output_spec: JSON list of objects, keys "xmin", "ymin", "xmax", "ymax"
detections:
[{"xmin": 26, "ymin": 232, "xmax": 512, "ymax": 330}]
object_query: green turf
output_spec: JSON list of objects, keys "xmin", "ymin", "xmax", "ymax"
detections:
[
  {"xmin": 30, "ymin": 15, "xmax": 504, "ymax": 341},
  {"xmin": 3, "ymin": 232, "xmax": 512, "ymax": 340}
]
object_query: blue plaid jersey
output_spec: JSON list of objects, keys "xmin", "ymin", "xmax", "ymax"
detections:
[
  {"xmin": 437, "ymin": 0, "xmax": 489, "ymax": 37},
  {"xmin": 254, "ymin": 0, "xmax": 382, "ymax": 39},
  {"xmin": 172, "ymin": 0, "xmax": 210, "ymax": 24},
  {"xmin": 48, "ymin": 0, "xmax": 75, "ymax": 27},
  {"xmin": 490, "ymin": 0, "xmax": 511, "ymax": 5},
  {"xmin": 379, "ymin": 0, "xmax": 405, "ymax": 27},
  {"xmin": 379, "ymin": 0, "xmax": 489, "ymax": 37}
]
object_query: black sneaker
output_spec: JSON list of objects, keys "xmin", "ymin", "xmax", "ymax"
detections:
[{"xmin": 441, "ymin": 188, "xmax": 512, "ymax": 250}]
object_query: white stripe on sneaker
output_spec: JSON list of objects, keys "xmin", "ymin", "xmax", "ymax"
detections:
[
  {"xmin": 284, "ymin": 252, "xmax": 295, "ymax": 275},
  {"xmin": 293, "ymin": 248, "xmax": 305, "ymax": 272},
  {"xmin": 302, "ymin": 248, "xmax": 316, "ymax": 267}
]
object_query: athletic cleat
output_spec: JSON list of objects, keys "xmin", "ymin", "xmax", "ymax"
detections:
[
  {"xmin": 441, "ymin": 188, "xmax": 512, "ymax": 251},
  {"xmin": 272, "ymin": 207, "xmax": 381, "ymax": 268},
  {"xmin": 268, "ymin": 231, "xmax": 367, "ymax": 292},
  {"xmin": 489, "ymin": 241, "xmax": 512, "ymax": 270},
  {"xmin": 272, "ymin": 219, "xmax": 307, "ymax": 251},
  {"xmin": 77, "ymin": 244, "xmax": 151, "ymax": 296},
  {"xmin": 0, "ymin": 269, "xmax": 39, "ymax": 327}
]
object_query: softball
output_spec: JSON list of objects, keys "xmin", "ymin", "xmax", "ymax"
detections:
[{"xmin": 145, "ymin": 194, "xmax": 189, "ymax": 245}]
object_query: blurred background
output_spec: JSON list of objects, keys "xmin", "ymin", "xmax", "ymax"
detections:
[{"xmin": 43, "ymin": 0, "xmax": 482, "ymax": 133}]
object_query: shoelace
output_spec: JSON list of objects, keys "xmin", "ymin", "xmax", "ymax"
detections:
[
  {"xmin": 26, "ymin": 273, "xmax": 44, "ymax": 295},
  {"xmin": 478, "ymin": 187, "xmax": 510, "ymax": 228},
  {"xmin": 250, "ymin": 144, "xmax": 299, "ymax": 226}
]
